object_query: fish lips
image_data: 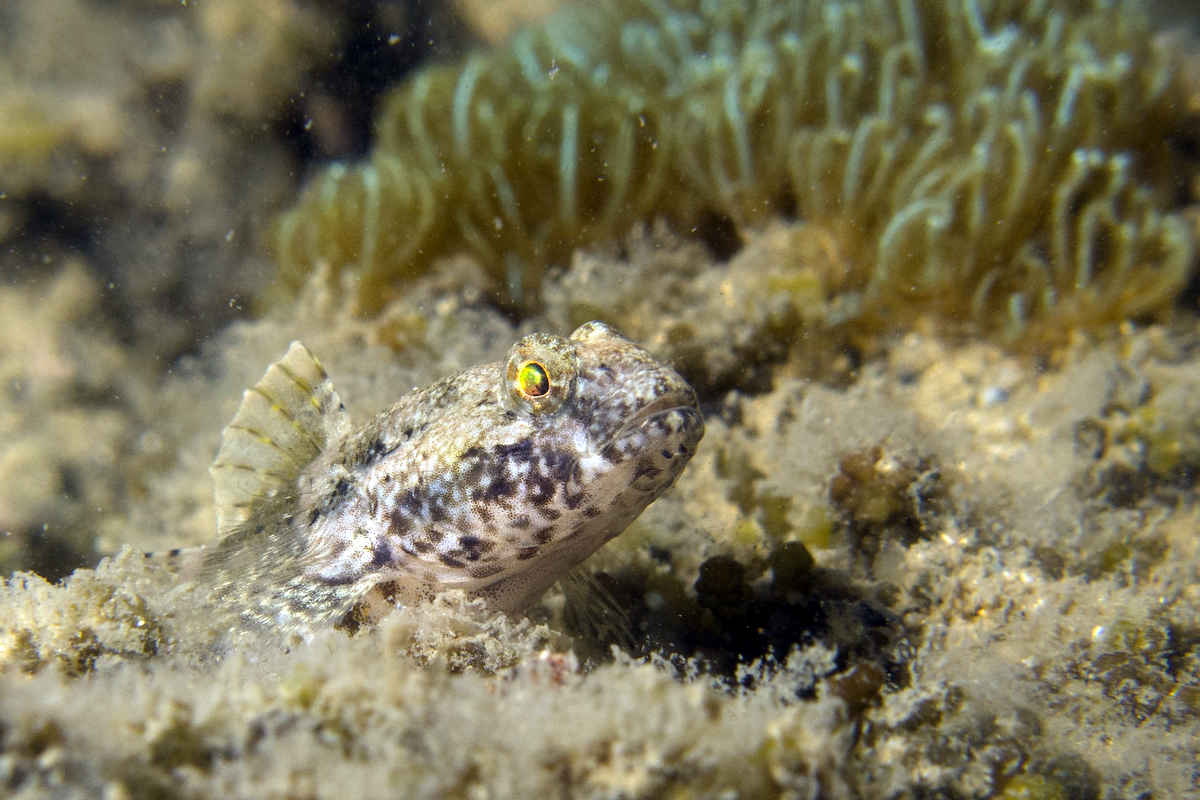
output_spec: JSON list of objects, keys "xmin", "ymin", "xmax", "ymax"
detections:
[{"xmin": 599, "ymin": 390, "xmax": 704, "ymax": 486}]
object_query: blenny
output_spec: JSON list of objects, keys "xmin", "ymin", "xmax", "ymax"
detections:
[{"xmin": 188, "ymin": 321, "xmax": 703, "ymax": 631}]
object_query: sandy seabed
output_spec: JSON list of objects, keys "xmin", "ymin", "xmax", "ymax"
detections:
[{"xmin": 2, "ymin": 248, "xmax": 1199, "ymax": 798}]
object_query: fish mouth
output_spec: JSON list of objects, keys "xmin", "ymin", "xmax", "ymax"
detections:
[
  {"xmin": 629, "ymin": 390, "xmax": 698, "ymax": 428},
  {"xmin": 602, "ymin": 385, "xmax": 702, "ymax": 451}
]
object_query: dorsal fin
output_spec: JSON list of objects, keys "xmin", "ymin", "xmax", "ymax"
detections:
[{"xmin": 209, "ymin": 341, "xmax": 349, "ymax": 537}]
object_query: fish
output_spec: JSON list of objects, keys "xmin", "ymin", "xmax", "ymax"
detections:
[{"xmin": 180, "ymin": 321, "xmax": 703, "ymax": 632}]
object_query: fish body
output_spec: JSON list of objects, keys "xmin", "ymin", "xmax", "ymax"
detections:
[{"xmin": 198, "ymin": 321, "xmax": 703, "ymax": 630}]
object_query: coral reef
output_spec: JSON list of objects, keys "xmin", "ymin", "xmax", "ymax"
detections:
[
  {"xmin": 453, "ymin": 0, "xmax": 567, "ymax": 43},
  {"xmin": 279, "ymin": 0, "xmax": 1193, "ymax": 345}
]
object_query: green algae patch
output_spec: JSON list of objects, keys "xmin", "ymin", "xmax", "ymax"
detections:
[{"xmin": 278, "ymin": 0, "xmax": 1193, "ymax": 347}]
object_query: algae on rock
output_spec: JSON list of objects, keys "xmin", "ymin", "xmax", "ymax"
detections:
[{"xmin": 278, "ymin": 0, "xmax": 1193, "ymax": 345}]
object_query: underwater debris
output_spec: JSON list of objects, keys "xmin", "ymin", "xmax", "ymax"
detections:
[
  {"xmin": 829, "ymin": 445, "xmax": 944, "ymax": 566},
  {"xmin": 278, "ymin": 0, "xmax": 1193, "ymax": 343}
]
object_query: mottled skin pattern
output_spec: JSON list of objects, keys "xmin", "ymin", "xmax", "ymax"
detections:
[{"xmin": 199, "ymin": 322, "xmax": 703, "ymax": 631}]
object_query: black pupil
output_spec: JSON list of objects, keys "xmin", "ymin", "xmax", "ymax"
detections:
[{"xmin": 522, "ymin": 363, "xmax": 549, "ymax": 396}]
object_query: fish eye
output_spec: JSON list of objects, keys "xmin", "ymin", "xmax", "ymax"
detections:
[
  {"xmin": 504, "ymin": 333, "xmax": 576, "ymax": 415},
  {"xmin": 517, "ymin": 361, "xmax": 550, "ymax": 398}
]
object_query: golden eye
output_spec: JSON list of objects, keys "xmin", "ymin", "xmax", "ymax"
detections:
[
  {"xmin": 504, "ymin": 333, "xmax": 577, "ymax": 415},
  {"xmin": 517, "ymin": 361, "xmax": 550, "ymax": 398}
]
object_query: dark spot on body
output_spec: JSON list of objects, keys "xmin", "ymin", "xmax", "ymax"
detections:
[
  {"xmin": 660, "ymin": 449, "xmax": 673, "ymax": 460},
  {"xmin": 401, "ymin": 489, "xmax": 422, "ymax": 515},
  {"xmin": 512, "ymin": 515, "xmax": 532, "ymax": 529},
  {"xmin": 496, "ymin": 439, "xmax": 536, "ymax": 462},
  {"xmin": 377, "ymin": 580, "xmax": 400, "ymax": 604},
  {"xmin": 584, "ymin": 505, "xmax": 602, "ymax": 518},
  {"xmin": 413, "ymin": 540, "xmax": 434, "ymax": 554},
  {"xmin": 440, "ymin": 554, "xmax": 465, "ymax": 568},
  {"xmin": 477, "ymin": 472, "xmax": 517, "ymax": 502},
  {"xmin": 516, "ymin": 547, "xmax": 540, "ymax": 560},
  {"xmin": 469, "ymin": 564, "xmax": 505, "ymax": 579},
  {"xmin": 388, "ymin": 508, "xmax": 413, "ymax": 537},
  {"xmin": 370, "ymin": 541, "xmax": 395, "ymax": 568},
  {"xmin": 544, "ymin": 448, "xmax": 575, "ymax": 480},
  {"xmin": 457, "ymin": 534, "xmax": 495, "ymax": 561},
  {"xmin": 532, "ymin": 527, "xmax": 556, "ymax": 544},
  {"xmin": 529, "ymin": 472, "xmax": 556, "ymax": 505},
  {"xmin": 428, "ymin": 494, "xmax": 450, "ymax": 523},
  {"xmin": 334, "ymin": 477, "xmax": 351, "ymax": 498}
]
